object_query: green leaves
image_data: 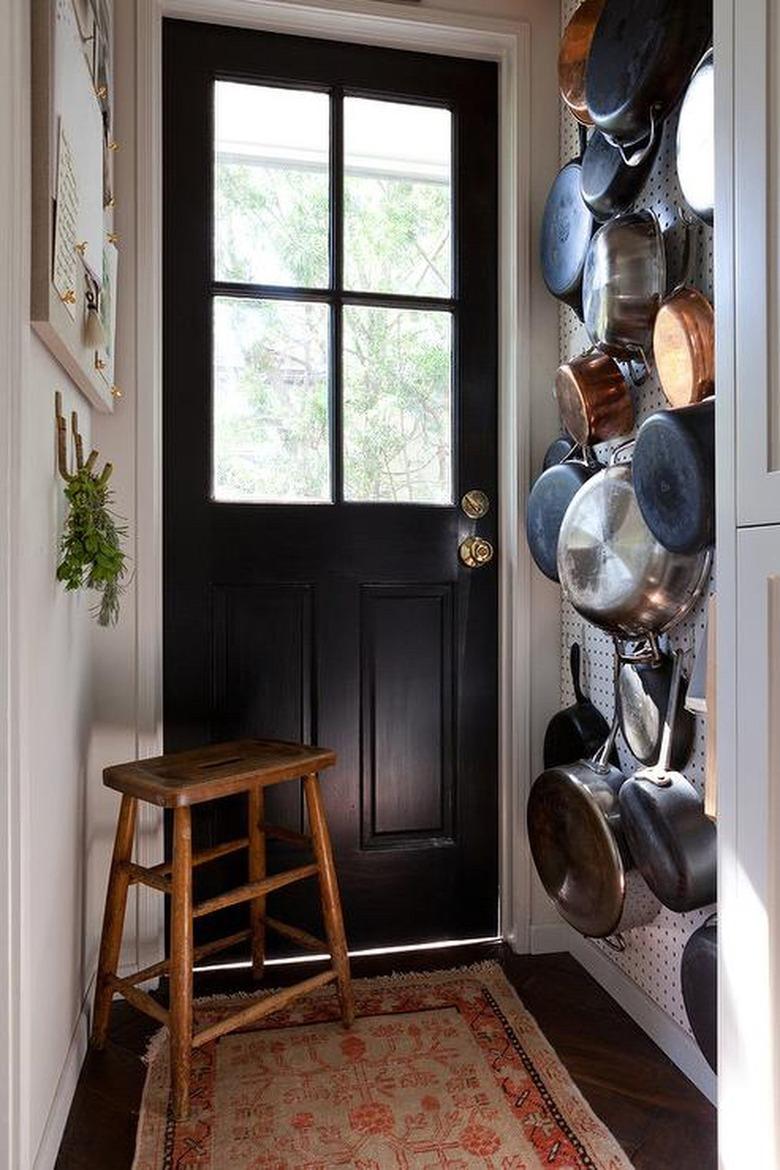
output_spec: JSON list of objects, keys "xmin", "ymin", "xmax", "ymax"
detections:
[{"xmin": 57, "ymin": 467, "xmax": 128, "ymax": 627}]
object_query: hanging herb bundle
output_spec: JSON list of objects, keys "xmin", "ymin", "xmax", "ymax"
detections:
[{"xmin": 57, "ymin": 462, "xmax": 128, "ymax": 627}]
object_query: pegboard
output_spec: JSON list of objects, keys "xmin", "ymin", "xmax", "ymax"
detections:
[{"xmin": 554, "ymin": 0, "xmax": 715, "ymax": 1036}]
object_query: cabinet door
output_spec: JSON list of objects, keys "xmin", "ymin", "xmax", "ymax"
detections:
[
  {"xmin": 722, "ymin": 526, "xmax": 780, "ymax": 1166},
  {"xmin": 733, "ymin": 0, "xmax": 780, "ymax": 523}
]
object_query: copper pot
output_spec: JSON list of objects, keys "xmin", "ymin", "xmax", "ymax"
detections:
[
  {"xmin": 558, "ymin": 0, "xmax": 605, "ymax": 126},
  {"xmin": 555, "ymin": 349, "xmax": 634, "ymax": 446},
  {"xmin": 653, "ymin": 286, "xmax": 714, "ymax": 407}
]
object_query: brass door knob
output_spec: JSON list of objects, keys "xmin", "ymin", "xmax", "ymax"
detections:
[{"xmin": 459, "ymin": 536, "xmax": 495, "ymax": 568}]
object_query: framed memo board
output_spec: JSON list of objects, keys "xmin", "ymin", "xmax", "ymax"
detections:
[{"xmin": 31, "ymin": 0, "xmax": 118, "ymax": 412}]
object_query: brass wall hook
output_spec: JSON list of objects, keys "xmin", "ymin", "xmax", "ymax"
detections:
[{"xmin": 55, "ymin": 391, "xmax": 113, "ymax": 484}]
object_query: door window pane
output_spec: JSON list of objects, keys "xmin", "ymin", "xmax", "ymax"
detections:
[
  {"xmin": 213, "ymin": 297, "xmax": 330, "ymax": 503},
  {"xmin": 343, "ymin": 305, "xmax": 453, "ymax": 503},
  {"xmin": 214, "ymin": 82, "xmax": 330, "ymax": 287},
  {"xmin": 344, "ymin": 98, "xmax": 452, "ymax": 297}
]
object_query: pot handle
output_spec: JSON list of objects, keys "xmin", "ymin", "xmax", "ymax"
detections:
[
  {"xmin": 591, "ymin": 711, "xmax": 621, "ymax": 769},
  {"xmin": 614, "ymin": 106, "xmax": 658, "ymax": 169},
  {"xmin": 656, "ymin": 649, "xmax": 686, "ymax": 774},
  {"xmin": 668, "ymin": 207, "xmax": 696, "ymax": 295},
  {"xmin": 608, "ymin": 439, "xmax": 635, "ymax": 467},
  {"xmin": 613, "ymin": 633, "xmax": 662, "ymax": 666}
]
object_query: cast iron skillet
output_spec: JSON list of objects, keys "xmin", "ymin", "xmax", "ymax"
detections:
[
  {"xmin": 540, "ymin": 126, "xmax": 595, "ymax": 318},
  {"xmin": 585, "ymin": 0, "xmax": 712, "ymax": 165},
  {"xmin": 544, "ymin": 643, "xmax": 613, "ymax": 768},
  {"xmin": 580, "ymin": 128, "xmax": 660, "ymax": 221},
  {"xmin": 682, "ymin": 914, "xmax": 717, "ymax": 1072}
]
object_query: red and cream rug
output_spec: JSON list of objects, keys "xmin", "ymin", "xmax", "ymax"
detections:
[{"xmin": 132, "ymin": 962, "xmax": 633, "ymax": 1169}]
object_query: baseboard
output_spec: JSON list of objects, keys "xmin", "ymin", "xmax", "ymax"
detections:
[
  {"xmin": 567, "ymin": 933, "xmax": 717, "ymax": 1105},
  {"xmin": 529, "ymin": 922, "xmax": 576, "ymax": 954},
  {"xmin": 32, "ymin": 973, "xmax": 94, "ymax": 1170}
]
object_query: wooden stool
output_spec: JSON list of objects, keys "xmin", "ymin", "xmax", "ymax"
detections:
[{"xmin": 91, "ymin": 739, "xmax": 354, "ymax": 1120}]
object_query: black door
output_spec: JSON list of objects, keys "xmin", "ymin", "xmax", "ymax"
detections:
[{"xmin": 163, "ymin": 19, "xmax": 498, "ymax": 952}]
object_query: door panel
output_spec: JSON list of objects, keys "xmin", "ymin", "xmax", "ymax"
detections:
[
  {"xmin": 360, "ymin": 585, "xmax": 454, "ymax": 847},
  {"xmin": 163, "ymin": 19, "xmax": 499, "ymax": 952}
]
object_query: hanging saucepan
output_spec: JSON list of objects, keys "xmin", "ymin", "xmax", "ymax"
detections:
[
  {"xmin": 682, "ymin": 914, "xmax": 717, "ymax": 1072},
  {"xmin": 528, "ymin": 717, "xmax": 660, "ymax": 939},
  {"xmin": 557, "ymin": 446, "xmax": 712, "ymax": 640},
  {"xmin": 543, "ymin": 643, "xmax": 612, "ymax": 769},
  {"xmin": 540, "ymin": 126, "xmax": 595, "ymax": 319},
  {"xmin": 554, "ymin": 348, "xmax": 635, "ymax": 447},
  {"xmin": 585, "ymin": 0, "xmax": 712, "ymax": 166},
  {"xmin": 677, "ymin": 49, "xmax": 715, "ymax": 227},
  {"xmin": 632, "ymin": 397, "xmax": 715, "ymax": 555},
  {"xmin": 526, "ymin": 446, "xmax": 600, "ymax": 582},
  {"xmin": 582, "ymin": 211, "xmax": 667, "ymax": 366},
  {"xmin": 580, "ymin": 128, "xmax": 660, "ymax": 222},
  {"xmin": 619, "ymin": 650, "xmax": 717, "ymax": 913},
  {"xmin": 558, "ymin": 0, "xmax": 605, "ymax": 126},
  {"xmin": 616, "ymin": 636, "xmax": 694, "ymax": 769},
  {"xmin": 542, "ymin": 435, "xmax": 576, "ymax": 472},
  {"xmin": 653, "ymin": 285, "xmax": 714, "ymax": 408}
]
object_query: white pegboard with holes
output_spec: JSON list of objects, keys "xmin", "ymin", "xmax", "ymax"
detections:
[{"xmin": 554, "ymin": 0, "xmax": 715, "ymax": 1036}]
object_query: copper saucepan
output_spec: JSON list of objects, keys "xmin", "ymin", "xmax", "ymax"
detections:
[
  {"xmin": 555, "ymin": 349, "xmax": 635, "ymax": 447},
  {"xmin": 558, "ymin": 0, "xmax": 605, "ymax": 127},
  {"xmin": 653, "ymin": 285, "xmax": 714, "ymax": 407}
]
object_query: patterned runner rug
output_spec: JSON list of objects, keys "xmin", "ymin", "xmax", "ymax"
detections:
[{"xmin": 132, "ymin": 961, "xmax": 633, "ymax": 1169}]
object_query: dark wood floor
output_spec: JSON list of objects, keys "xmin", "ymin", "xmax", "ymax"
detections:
[{"xmin": 54, "ymin": 943, "xmax": 716, "ymax": 1170}]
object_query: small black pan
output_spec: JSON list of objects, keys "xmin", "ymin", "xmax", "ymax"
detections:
[
  {"xmin": 540, "ymin": 126, "xmax": 595, "ymax": 319},
  {"xmin": 616, "ymin": 639, "xmax": 694, "ymax": 769},
  {"xmin": 580, "ymin": 128, "xmax": 660, "ymax": 222},
  {"xmin": 542, "ymin": 435, "xmax": 576, "ymax": 472},
  {"xmin": 544, "ymin": 643, "xmax": 612, "ymax": 768},
  {"xmin": 526, "ymin": 447, "xmax": 599, "ymax": 581},
  {"xmin": 619, "ymin": 651, "xmax": 716, "ymax": 913}
]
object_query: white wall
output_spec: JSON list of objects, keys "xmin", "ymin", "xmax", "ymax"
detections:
[{"xmin": 0, "ymin": 2, "xmax": 119, "ymax": 1167}]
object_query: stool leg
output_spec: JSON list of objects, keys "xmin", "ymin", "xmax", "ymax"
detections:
[
  {"xmin": 248, "ymin": 787, "xmax": 266, "ymax": 980},
  {"xmin": 91, "ymin": 795, "xmax": 138, "ymax": 1049},
  {"xmin": 169, "ymin": 805, "xmax": 193, "ymax": 1121},
  {"xmin": 304, "ymin": 772, "xmax": 354, "ymax": 1028}
]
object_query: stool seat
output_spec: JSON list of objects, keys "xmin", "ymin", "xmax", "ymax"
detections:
[
  {"xmin": 104, "ymin": 739, "xmax": 337, "ymax": 806},
  {"xmin": 91, "ymin": 738, "xmax": 353, "ymax": 1122}
]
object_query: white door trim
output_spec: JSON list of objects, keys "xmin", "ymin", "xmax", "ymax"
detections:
[{"xmin": 133, "ymin": 0, "xmax": 534, "ymax": 960}]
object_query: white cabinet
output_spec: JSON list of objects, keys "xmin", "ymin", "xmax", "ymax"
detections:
[
  {"xmin": 719, "ymin": 525, "xmax": 780, "ymax": 1167},
  {"xmin": 733, "ymin": 0, "xmax": 780, "ymax": 523}
]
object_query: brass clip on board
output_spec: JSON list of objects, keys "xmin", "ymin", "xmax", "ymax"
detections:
[{"xmin": 55, "ymin": 390, "xmax": 113, "ymax": 485}]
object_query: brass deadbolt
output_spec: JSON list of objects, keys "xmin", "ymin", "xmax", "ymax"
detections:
[{"xmin": 461, "ymin": 489, "xmax": 490, "ymax": 519}]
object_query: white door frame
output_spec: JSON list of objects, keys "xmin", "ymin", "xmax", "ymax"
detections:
[{"xmin": 132, "ymin": 0, "xmax": 536, "ymax": 964}]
